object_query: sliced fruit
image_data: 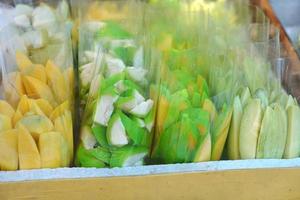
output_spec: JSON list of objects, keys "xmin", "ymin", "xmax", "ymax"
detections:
[
  {"xmin": 17, "ymin": 115, "xmax": 54, "ymax": 141},
  {"xmin": 0, "ymin": 129, "xmax": 18, "ymax": 170},
  {"xmin": 91, "ymin": 124, "xmax": 109, "ymax": 148},
  {"xmin": 93, "ymin": 90, "xmax": 118, "ymax": 126},
  {"xmin": 115, "ymin": 89, "xmax": 145, "ymax": 112},
  {"xmin": 240, "ymin": 87, "xmax": 251, "ymax": 107},
  {"xmin": 54, "ymin": 110, "xmax": 73, "ymax": 162},
  {"xmin": 0, "ymin": 100, "xmax": 15, "ymax": 118},
  {"xmin": 227, "ymin": 96, "xmax": 243, "ymax": 160},
  {"xmin": 239, "ymin": 98, "xmax": 262, "ymax": 159},
  {"xmin": 35, "ymin": 99, "xmax": 53, "ymax": 117},
  {"xmin": 202, "ymin": 98, "xmax": 217, "ymax": 122},
  {"xmin": 0, "ymin": 114, "xmax": 12, "ymax": 132},
  {"xmin": 211, "ymin": 105, "xmax": 233, "ymax": 161},
  {"xmin": 256, "ymin": 104, "xmax": 287, "ymax": 159},
  {"xmin": 80, "ymin": 126, "xmax": 97, "ymax": 150},
  {"xmin": 193, "ymin": 133, "xmax": 211, "ymax": 162},
  {"xmin": 107, "ymin": 112, "xmax": 128, "ymax": 147},
  {"xmin": 284, "ymin": 105, "xmax": 300, "ymax": 158},
  {"xmin": 50, "ymin": 101, "xmax": 69, "ymax": 121},
  {"xmin": 129, "ymin": 100, "xmax": 154, "ymax": 118},
  {"xmin": 16, "ymin": 95, "xmax": 30, "ymax": 115},
  {"xmin": 28, "ymin": 99, "xmax": 46, "ymax": 116},
  {"xmin": 110, "ymin": 146, "xmax": 148, "ymax": 167},
  {"xmin": 22, "ymin": 76, "xmax": 56, "ymax": 106},
  {"xmin": 12, "ymin": 110, "xmax": 23, "ymax": 126},
  {"xmin": 18, "ymin": 125, "xmax": 41, "ymax": 169},
  {"xmin": 156, "ymin": 93, "xmax": 169, "ymax": 135},
  {"xmin": 76, "ymin": 144, "xmax": 106, "ymax": 168},
  {"xmin": 21, "ymin": 64, "xmax": 47, "ymax": 83},
  {"xmin": 39, "ymin": 132, "xmax": 63, "ymax": 168},
  {"xmin": 45, "ymin": 60, "xmax": 68, "ymax": 104},
  {"xmin": 119, "ymin": 112, "xmax": 149, "ymax": 147}
]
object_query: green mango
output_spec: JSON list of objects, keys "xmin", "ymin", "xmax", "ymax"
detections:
[
  {"xmin": 284, "ymin": 105, "xmax": 300, "ymax": 158},
  {"xmin": 113, "ymin": 46, "xmax": 136, "ymax": 66},
  {"xmin": 92, "ymin": 124, "xmax": 109, "ymax": 148},
  {"xmin": 227, "ymin": 96, "xmax": 243, "ymax": 160},
  {"xmin": 239, "ymin": 98, "xmax": 262, "ymax": 159},
  {"xmin": 119, "ymin": 112, "xmax": 150, "ymax": 147},
  {"xmin": 107, "ymin": 112, "xmax": 128, "ymax": 147},
  {"xmin": 110, "ymin": 146, "xmax": 148, "ymax": 167},
  {"xmin": 95, "ymin": 21, "xmax": 132, "ymax": 40},
  {"xmin": 256, "ymin": 104, "xmax": 287, "ymax": 158},
  {"xmin": 76, "ymin": 144, "xmax": 106, "ymax": 168},
  {"xmin": 211, "ymin": 104, "xmax": 233, "ymax": 161}
]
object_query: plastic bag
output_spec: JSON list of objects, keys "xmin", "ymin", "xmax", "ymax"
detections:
[
  {"xmin": 0, "ymin": 0, "xmax": 75, "ymax": 170},
  {"xmin": 76, "ymin": 0, "xmax": 158, "ymax": 168}
]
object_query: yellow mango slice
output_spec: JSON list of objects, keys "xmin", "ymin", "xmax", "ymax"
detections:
[
  {"xmin": 12, "ymin": 110, "xmax": 23, "ymax": 127},
  {"xmin": 156, "ymin": 95, "xmax": 169, "ymax": 136},
  {"xmin": 28, "ymin": 99, "xmax": 46, "ymax": 116},
  {"xmin": 17, "ymin": 115, "xmax": 54, "ymax": 141},
  {"xmin": 45, "ymin": 60, "xmax": 68, "ymax": 104},
  {"xmin": 54, "ymin": 110, "xmax": 73, "ymax": 165},
  {"xmin": 18, "ymin": 125, "xmax": 41, "ymax": 169},
  {"xmin": 22, "ymin": 76, "xmax": 56, "ymax": 106},
  {"xmin": 0, "ymin": 100, "xmax": 15, "ymax": 118},
  {"xmin": 35, "ymin": 99, "xmax": 53, "ymax": 117},
  {"xmin": 21, "ymin": 64, "xmax": 47, "ymax": 84},
  {"xmin": 39, "ymin": 132, "xmax": 63, "ymax": 168},
  {"xmin": 0, "ymin": 114, "xmax": 12, "ymax": 132},
  {"xmin": 50, "ymin": 101, "xmax": 69, "ymax": 121},
  {"xmin": 16, "ymin": 95, "xmax": 30, "ymax": 115},
  {"xmin": 16, "ymin": 51, "xmax": 32, "ymax": 71},
  {"xmin": 3, "ymin": 72, "xmax": 24, "ymax": 108},
  {"xmin": 0, "ymin": 129, "xmax": 18, "ymax": 170}
]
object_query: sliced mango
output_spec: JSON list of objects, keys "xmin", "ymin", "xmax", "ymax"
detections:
[
  {"xmin": 18, "ymin": 125, "xmax": 41, "ymax": 169},
  {"xmin": 16, "ymin": 95, "xmax": 30, "ymax": 115},
  {"xmin": 16, "ymin": 51, "xmax": 32, "ymax": 71},
  {"xmin": 22, "ymin": 75, "xmax": 56, "ymax": 106},
  {"xmin": 0, "ymin": 100, "xmax": 15, "ymax": 118},
  {"xmin": 17, "ymin": 115, "xmax": 53, "ymax": 141},
  {"xmin": 28, "ymin": 99, "xmax": 46, "ymax": 116},
  {"xmin": 54, "ymin": 110, "xmax": 73, "ymax": 164},
  {"xmin": 12, "ymin": 110, "xmax": 23, "ymax": 126},
  {"xmin": 156, "ymin": 95, "xmax": 169, "ymax": 136},
  {"xmin": 21, "ymin": 64, "xmax": 47, "ymax": 83},
  {"xmin": 50, "ymin": 101, "xmax": 69, "ymax": 121},
  {"xmin": 3, "ymin": 73, "xmax": 23, "ymax": 108},
  {"xmin": 45, "ymin": 60, "xmax": 68, "ymax": 104},
  {"xmin": 0, "ymin": 129, "xmax": 18, "ymax": 170},
  {"xmin": 0, "ymin": 114, "xmax": 12, "ymax": 132},
  {"xmin": 35, "ymin": 99, "xmax": 53, "ymax": 117},
  {"xmin": 39, "ymin": 132, "xmax": 63, "ymax": 168}
]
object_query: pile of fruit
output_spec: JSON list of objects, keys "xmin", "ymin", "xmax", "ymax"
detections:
[
  {"xmin": 76, "ymin": 2, "xmax": 155, "ymax": 168},
  {"xmin": 0, "ymin": 1, "xmax": 74, "ymax": 170},
  {"xmin": 0, "ymin": 53, "xmax": 73, "ymax": 170},
  {"xmin": 0, "ymin": 0, "xmax": 299, "ymax": 171}
]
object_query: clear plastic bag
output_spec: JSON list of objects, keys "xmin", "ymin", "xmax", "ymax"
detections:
[
  {"xmin": 0, "ymin": 1, "xmax": 75, "ymax": 170},
  {"xmin": 76, "ymin": 0, "xmax": 158, "ymax": 168}
]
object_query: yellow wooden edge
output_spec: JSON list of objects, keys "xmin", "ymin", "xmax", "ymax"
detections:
[{"xmin": 1, "ymin": 167, "xmax": 300, "ymax": 200}]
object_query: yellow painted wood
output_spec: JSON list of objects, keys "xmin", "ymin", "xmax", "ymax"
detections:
[{"xmin": 1, "ymin": 168, "xmax": 300, "ymax": 200}]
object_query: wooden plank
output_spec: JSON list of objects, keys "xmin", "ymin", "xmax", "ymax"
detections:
[{"xmin": 0, "ymin": 168, "xmax": 300, "ymax": 200}]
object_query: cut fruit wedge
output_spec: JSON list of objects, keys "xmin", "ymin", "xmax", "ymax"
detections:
[
  {"xmin": 18, "ymin": 125, "xmax": 41, "ymax": 169},
  {"xmin": 16, "ymin": 115, "xmax": 54, "ymax": 141},
  {"xmin": 0, "ymin": 100, "xmax": 15, "ymax": 118},
  {"xmin": 0, "ymin": 129, "xmax": 18, "ymax": 170},
  {"xmin": 239, "ymin": 98, "xmax": 262, "ymax": 159}
]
